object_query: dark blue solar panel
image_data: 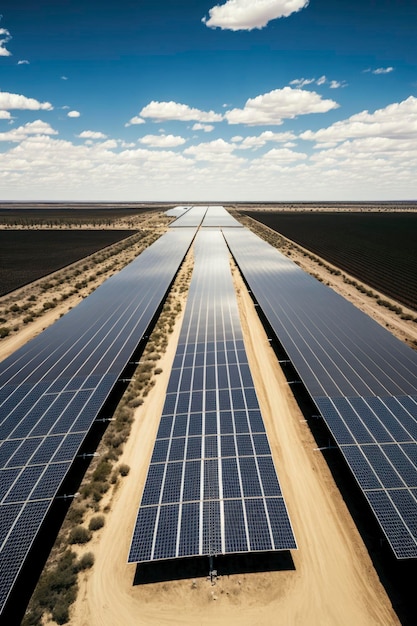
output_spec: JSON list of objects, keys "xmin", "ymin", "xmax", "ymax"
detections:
[
  {"xmin": 182, "ymin": 461, "xmax": 201, "ymax": 502},
  {"xmin": 161, "ymin": 463, "xmax": 183, "ymax": 504},
  {"xmin": 341, "ymin": 446, "xmax": 383, "ymax": 490},
  {"xmin": 128, "ymin": 506, "xmax": 158, "ymax": 562},
  {"xmin": 153, "ymin": 505, "xmax": 179, "ymax": 560},
  {"xmin": 224, "ymin": 500, "xmax": 248, "ymax": 552},
  {"xmin": 178, "ymin": 502, "xmax": 200, "ymax": 557},
  {"xmin": 245, "ymin": 498, "xmax": 272, "ymax": 552},
  {"xmin": 129, "ymin": 226, "xmax": 296, "ymax": 564},
  {"xmin": 265, "ymin": 498, "xmax": 297, "ymax": 550}
]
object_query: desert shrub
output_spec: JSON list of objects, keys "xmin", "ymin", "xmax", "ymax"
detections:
[
  {"xmin": 78, "ymin": 552, "xmax": 95, "ymax": 570},
  {"xmin": 88, "ymin": 515, "xmax": 105, "ymax": 531},
  {"xmin": 68, "ymin": 525, "xmax": 91, "ymax": 545},
  {"xmin": 43, "ymin": 301, "xmax": 56, "ymax": 310},
  {"xmin": 0, "ymin": 327, "xmax": 10, "ymax": 338},
  {"xmin": 92, "ymin": 459, "xmax": 112, "ymax": 482},
  {"xmin": 118, "ymin": 463, "xmax": 130, "ymax": 477},
  {"xmin": 129, "ymin": 397, "xmax": 143, "ymax": 408},
  {"xmin": 154, "ymin": 367, "xmax": 163, "ymax": 375},
  {"xmin": 66, "ymin": 504, "xmax": 86, "ymax": 525}
]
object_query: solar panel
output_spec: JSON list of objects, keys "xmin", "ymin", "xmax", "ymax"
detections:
[
  {"xmin": 223, "ymin": 227, "xmax": 417, "ymax": 559},
  {"xmin": 0, "ymin": 228, "xmax": 197, "ymax": 615},
  {"xmin": 128, "ymin": 229, "xmax": 296, "ymax": 565}
]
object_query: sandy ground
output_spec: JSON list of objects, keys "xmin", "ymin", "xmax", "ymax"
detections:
[{"xmin": 68, "ymin": 256, "xmax": 398, "ymax": 626}]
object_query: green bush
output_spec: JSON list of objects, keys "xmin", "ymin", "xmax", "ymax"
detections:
[{"xmin": 0, "ymin": 327, "xmax": 10, "ymax": 338}]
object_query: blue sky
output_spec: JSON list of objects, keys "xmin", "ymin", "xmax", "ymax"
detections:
[{"xmin": 1, "ymin": 0, "xmax": 416, "ymax": 201}]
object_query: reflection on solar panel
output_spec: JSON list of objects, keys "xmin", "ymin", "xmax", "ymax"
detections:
[
  {"xmin": 128, "ymin": 230, "xmax": 296, "ymax": 564},
  {"xmin": 169, "ymin": 205, "xmax": 208, "ymax": 228},
  {"xmin": 165, "ymin": 206, "xmax": 192, "ymax": 217},
  {"xmin": 0, "ymin": 228, "xmax": 196, "ymax": 614},
  {"xmin": 201, "ymin": 206, "xmax": 243, "ymax": 228},
  {"xmin": 224, "ymin": 227, "xmax": 417, "ymax": 559}
]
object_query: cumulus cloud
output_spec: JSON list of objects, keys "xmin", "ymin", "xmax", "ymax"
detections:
[
  {"xmin": 192, "ymin": 123, "xmax": 214, "ymax": 132},
  {"xmin": 225, "ymin": 87, "xmax": 339, "ymax": 126},
  {"xmin": 0, "ymin": 110, "xmax": 12, "ymax": 120},
  {"xmin": 261, "ymin": 147, "xmax": 307, "ymax": 162},
  {"xmin": 300, "ymin": 96, "xmax": 417, "ymax": 145},
  {"xmin": 140, "ymin": 100, "xmax": 223, "ymax": 123},
  {"xmin": 139, "ymin": 134, "xmax": 186, "ymax": 148},
  {"xmin": 0, "ymin": 24, "xmax": 12, "ymax": 56},
  {"xmin": 0, "ymin": 91, "xmax": 53, "ymax": 111},
  {"xmin": 202, "ymin": 0, "xmax": 309, "ymax": 31},
  {"xmin": 67, "ymin": 110, "xmax": 80, "ymax": 118},
  {"xmin": 184, "ymin": 138, "xmax": 244, "ymax": 163},
  {"xmin": 235, "ymin": 130, "xmax": 297, "ymax": 149},
  {"xmin": 125, "ymin": 115, "xmax": 146, "ymax": 127},
  {"xmin": 78, "ymin": 130, "xmax": 107, "ymax": 140},
  {"xmin": 0, "ymin": 120, "xmax": 58, "ymax": 143},
  {"xmin": 17, "ymin": 59, "xmax": 30, "ymax": 65}
]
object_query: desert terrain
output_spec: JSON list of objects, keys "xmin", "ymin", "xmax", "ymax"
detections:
[{"xmin": 1, "ymin": 207, "xmax": 415, "ymax": 624}]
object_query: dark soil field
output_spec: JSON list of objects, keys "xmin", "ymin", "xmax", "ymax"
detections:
[
  {"xmin": 243, "ymin": 211, "xmax": 417, "ymax": 311},
  {"xmin": 0, "ymin": 230, "xmax": 138, "ymax": 296},
  {"xmin": 0, "ymin": 204, "xmax": 163, "ymax": 227}
]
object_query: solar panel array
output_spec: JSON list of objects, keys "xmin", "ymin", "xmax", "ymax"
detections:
[
  {"xmin": 0, "ymin": 228, "xmax": 196, "ymax": 614},
  {"xmin": 128, "ymin": 229, "xmax": 296, "ymax": 563},
  {"xmin": 223, "ymin": 227, "xmax": 417, "ymax": 559},
  {"xmin": 165, "ymin": 206, "xmax": 191, "ymax": 217},
  {"xmin": 169, "ymin": 205, "xmax": 208, "ymax": 228},
  {"xmin": 201, "ymin": 206, "xmax": 243, "ymax": 228}
]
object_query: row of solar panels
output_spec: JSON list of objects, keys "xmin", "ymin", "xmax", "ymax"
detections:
[
  {"xmin": 128, "ymin": 230, "xmax": 296, "ymax": 563},
  {"xmin": 168, "ymin": 205, "xmax": 243, "ymax": 228},
  {"xmin": 223, "ymin": 227, "xmax": 417, "ymax": 559},
  {"xmin": 0, "ymin": 228, "xmax": 197, "ymax": 614}
]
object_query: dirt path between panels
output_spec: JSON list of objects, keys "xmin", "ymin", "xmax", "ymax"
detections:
[{"xmin": 69, "ymin": 257, "xmax": 399, "ymax": 626}]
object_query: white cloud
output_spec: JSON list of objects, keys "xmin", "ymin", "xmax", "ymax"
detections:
[
  {"xmin": 202, "ymin": 0, "xmax": 309, "ymax": 31},
  {"xmin": 0, "ymin": 24, "xmax": 12, "ymax": 56},
  {"xmin": 373, "ymin": 67, "xmax": 394, "ymax": 75},
  {"xmin": 225, "ymin": 86, "xmax": 339, "ymax": 126},
  {"xmin": 61, "ymin": 76, "xmax": 68, "ymax": 80},
  {"xmin": 300, "ymin": 96, "xmax": 417, "ymax": 145},
  {"xmin": 0, "ymin": 120, "xmax": 58, "ymax": 143},
  {"xmin": 184, "ymin": 138, "xmax": 244, "ymax": 163},
  {"xmin": 125, "ymin": 115, "xmax": 146, "ymax": 127},
  {"xmin": 17, "ymin": 59, "xmax": 30, "ymax": 65},
  {"xmin": 290, "ymin": 75, "xmax": 346, "ymax": 89},
  {"xmin": 78, "ymin": 130, "xmax": 107, "ymax": 140},
  {"xmin": 67, "ymin": 110, "xmax": 80, "ymax": 118},
  {"xmin": 192, "ymin": 123, "xmax": 214, "ymax": 133},
  {"xmin": 0, "ymin": 110, "xmax": 12, "ymax": 120},
  {"xmin": 0, "ymin": 91, "xmax": 53, "ymax": 111},
  {"xmin": 140, "ymin": 100, "xmax": 223, "ymax": 123},
  {"xmin": 261, "ymin": 147, "xmax": 307, "ymax": 162},
  {"xmin": 139, "ymin": 134, "xmax": 186, "ymax": 148},
  {"xmin": 289, "ymin": 78, "xmax": 315, "ymax": 88},
  {"xmin": 235, "ymin": 130, "xmax": 297, "ymax": 149}
]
